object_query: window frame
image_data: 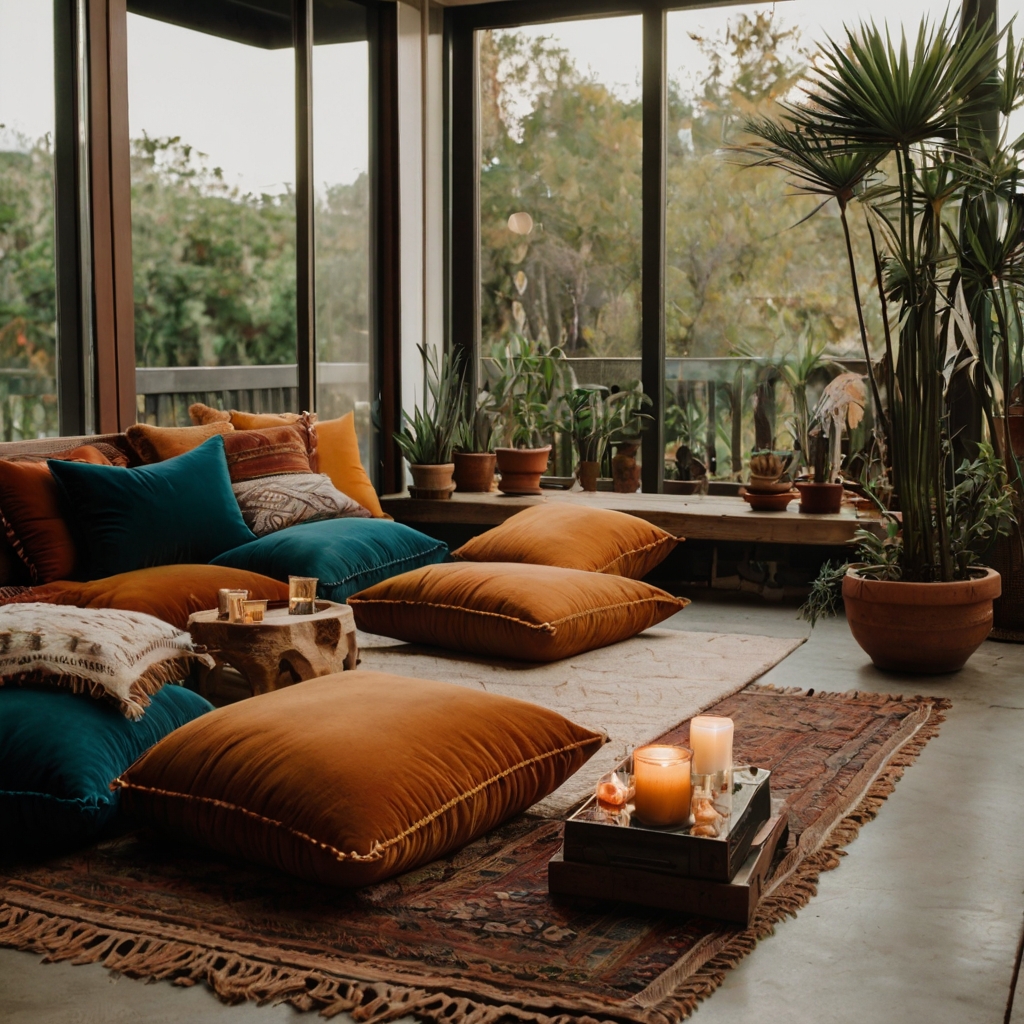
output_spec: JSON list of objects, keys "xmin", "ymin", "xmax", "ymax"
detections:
[{"xmin": 45, "ymin": 0, "xmax": 401, "ymax": 492}]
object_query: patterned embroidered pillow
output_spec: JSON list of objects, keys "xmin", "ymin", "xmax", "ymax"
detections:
[
  {"xmin": 232, "ymin": 473, "xmax": 371, "ymax": 536},
  {"xmin": 0, "ymin": 603, "xmax": 214, "ymax": 719}
]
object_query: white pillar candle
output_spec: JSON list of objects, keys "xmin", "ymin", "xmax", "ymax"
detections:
[
  {"xmin": 632, "ymin": 745, "xmax": 692, "ymax": 828},
  {"xmin": 689, "ymin": 716, "xmax": 734, "ymax": 775}
]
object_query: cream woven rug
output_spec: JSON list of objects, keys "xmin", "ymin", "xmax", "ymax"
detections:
[{"xmin": 357, "ymin": 627, "xmax": 805, "ymax": 816}]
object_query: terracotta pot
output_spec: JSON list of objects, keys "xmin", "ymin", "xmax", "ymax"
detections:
[
  {"xmin": 408, "ymin": 463, "xmax": 455, "ymax": 499},
  {"xmin": 453, "ymin": 452, "xmax": 496, "ymax": 493},
  {"xmin": 842, "ymin": 566, "xmax": 1001, "ymax": 673},
  {"xmin": 612, "ymin": 442, "xmax": 641, "ymax": 493},
  {"xmin": 495, "ymin": 446, "xmax": 551, "ymax": 495},
  {"xmin": 577, "ymin": 460, "xmax": 601, "ymax": 491},
  {"xmin": 795, "ymin": 481, "xmax": 844, "ymax": 515}
]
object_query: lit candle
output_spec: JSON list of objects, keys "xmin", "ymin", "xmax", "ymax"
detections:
[
  {"xmin": 689, "ymin": 716, "xmax": 734, "ymax": 775},
  {"xmin": 632, "ymin": 745, "xmax": 692, "ymax": 828}
]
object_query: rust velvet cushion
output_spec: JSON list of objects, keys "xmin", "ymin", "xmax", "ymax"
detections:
[
  {"xmin": 453, "ymin": 504, "xmax": 680, "ymax": 579},
  {"xmin": 315, "ymin": 412, "xmax": 385, "ymax": 517},
  {"xmin": 126, "ymin": 421, "xmax": 234, "ymax": 464},
  {"xmin": 10, "ymin": 565, "xmax": 289, "ymax": 630},
  {"xmin": 116, "ymin": 671, "xmax": 605, "ymax": 887},
  {"xmin": 0, "ymin": 446, "xmax": 116, "ymax": 585},
  {"xmin": 348, "ymin": 562, "xmax": 689, "ymax": 662},
  {"xmin": 221, "ymin": 419, "xmax": 318, "ymax": 481}
]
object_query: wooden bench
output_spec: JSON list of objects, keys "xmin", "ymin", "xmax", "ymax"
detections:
[{"xmin": 380, "ymin": 490, "xmax": 872, "ymax": 547}]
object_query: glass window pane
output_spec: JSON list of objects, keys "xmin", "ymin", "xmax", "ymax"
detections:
[
  {"xmin": 313, "ymin": 1, "xmax": 370, "ymax": 464},
  {"xmin": 478, "ymin": 18, "xmax": 642, "ymax": 473},
  {"xmin": 0, "ymin": 3, "xmax": 58, "ymax": 439},
  {"xmin": 127, "ymin": 8, "xmax": 297, "ymax": 425},
  {"xmin": 664, "ymin": 2, "xmax": 932, "ymax": 483}
]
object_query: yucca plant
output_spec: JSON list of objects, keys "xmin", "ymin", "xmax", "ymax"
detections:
[
  {"xmin": 741, "ymin": 13, "xmax": 1015, "ymax": 583},
  {"xmin": 394, "ymin": 344, "xmax": 465, "ymax": 466}
]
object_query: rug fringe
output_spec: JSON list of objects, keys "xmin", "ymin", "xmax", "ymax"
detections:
[{"xmin": 0, "ymin": 696, "xmax": 949, "ymax": 1024}]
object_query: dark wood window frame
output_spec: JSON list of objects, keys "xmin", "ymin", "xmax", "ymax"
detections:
[{"xmin": 48, "ymin": 0, "xmax": 402, "ymax": 492}]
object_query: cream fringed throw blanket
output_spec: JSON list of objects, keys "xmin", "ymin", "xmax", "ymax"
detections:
[{"xmin": 0, "ymin": 603, "xmax": 214, "ymax": 718}]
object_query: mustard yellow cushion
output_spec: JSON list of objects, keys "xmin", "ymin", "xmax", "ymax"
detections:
[
  {"xmin": 453, "ymin": 504, "xmax": 680, "ymax": 579},
  {"xmin": 188, "ymin": 403, "xmax": 304, "ymax": 430},
  {"xmin": 316, "ymin": 411, "xmax": 385, "ymax": 518},
  {"xmin": 116, "ymin": 671, "xmax": 605, "ymax": 886},
  {"xmin": 348, "ymin": 561, "xmax": 689, "ymax": 661},
  {"xmin": 126, "ymin": 422, "xmax": 233, "ymax": 464}
]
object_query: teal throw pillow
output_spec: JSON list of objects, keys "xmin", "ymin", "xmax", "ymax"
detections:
[
  {"xmin": 0, "ymin": 684, "xmax": 213, "ymax": 857},
  {"xmin": 211, "ymin": 518, "xmax": 449, "ymax": 602},
  {"xmin": 49, "ymin": 435, "xmax": 256, "ymax": 580}
]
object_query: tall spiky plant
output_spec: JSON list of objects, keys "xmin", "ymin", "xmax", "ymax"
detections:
[{"xmin": 740, "ymin": 14, "xmax": 1004, "ymax": 582}]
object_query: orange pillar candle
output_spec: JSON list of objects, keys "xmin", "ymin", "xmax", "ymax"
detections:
[
  {"xmin": 632, "ymin": 745, "xmax": 692, "ymax": 827},
  {"xmin": 689, "ymin": 716, "xmax": 734, "ymax": 775}
]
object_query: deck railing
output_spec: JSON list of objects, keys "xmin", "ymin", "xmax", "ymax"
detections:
[{"xmin": 6, "ymin": 356, "xmax": 865, "ymax": 481}]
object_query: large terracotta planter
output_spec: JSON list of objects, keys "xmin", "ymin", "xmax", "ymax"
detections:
[
  {"xmin": 842, "ymin": 566, "xmax": 1001, "ymax": 673},
  {"xmin": 495, "ymin": 446, "xmax": 551, "ymax": 495},
  {"xmin": 795, "ymin": 481, "xmax": 844, "ymax": 515},
  {"xmin": 453, "ymin": 452, "xmax": 496, "ymax": 493},
  {"xmin": 408, "ymin": 463, "xmax": 455, "ymax": 499}
]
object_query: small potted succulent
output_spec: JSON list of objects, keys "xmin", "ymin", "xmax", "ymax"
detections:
[
  {"xmin": 452, "ymin": 390, "xmax": 498, "ymax": 493},
  {"xmin": 795, "ymin": 372, "xmax": 865, "ymax": 515},
  {"xmin": 394, "ymin": 345, "xmax": 463, "ymax": 498}
]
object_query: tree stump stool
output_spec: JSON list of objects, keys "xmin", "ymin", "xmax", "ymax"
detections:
[{"xmin": 187, "ymin": 600, "xmax": 358, "ymax": 699}]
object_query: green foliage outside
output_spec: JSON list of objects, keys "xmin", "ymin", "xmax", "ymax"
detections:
[
  {"xmin": 0, "ymin": 138, "xmax": 58, "ymax": 439},
  {"xmin": 130, "ymin": 135, "xmax": 369, "ymax": 373},
  {"xmin": 479, "ymin": 14, "xmax": 885, "ymax": 476}
]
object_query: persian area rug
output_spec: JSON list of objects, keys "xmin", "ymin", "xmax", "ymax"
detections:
[
  {"xmin": 0, "ymin": 686, "xmax": 948, "ymax": 1024},
  {"xmin": 357, "ymin": 628, "xmax": 806, "ymax": 816}
]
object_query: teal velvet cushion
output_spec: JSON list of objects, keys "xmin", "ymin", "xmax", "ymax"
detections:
[
  {"xmin": 49, "ymin": 435, "xmax": 257, "ymax": 579},
  {"xmin": 0, "ymin": 684, "xmax": 213, "ymax": 857},
  {"xmin": 211, "ymin": 518, "xmax": 449, "ymax": 602}
]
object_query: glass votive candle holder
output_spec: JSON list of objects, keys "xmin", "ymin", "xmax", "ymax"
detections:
[
  {"xmin": 242, "ymin": 599, "xmax": 268, "ymax": 624},
  {"xmin": 632, "ymin": 744, "xmax": 693, "ymax": 828},
  {"xmin": 595, "ymin": 762, "xmax": 634, "ymax": 811},
  {"xmin": 226, "ymin": 590, "xmax": 249, "ymax": 624},
  {"xmin": 288, "ymin": 576, "xmax": 318, "ymax": 615},
  {"xmin": 217, "ymin": 588, "xmax": 235, "ymax": 619}
]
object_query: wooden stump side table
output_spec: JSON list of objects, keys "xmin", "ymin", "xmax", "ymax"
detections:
[{"xmin": 187, "ymin": 600, "xmax": 358, "ymax": 698}]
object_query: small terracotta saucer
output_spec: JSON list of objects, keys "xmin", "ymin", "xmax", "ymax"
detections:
[{"xmin": 740, "ymin": 488, "xmax": 798, "ymax": 511}]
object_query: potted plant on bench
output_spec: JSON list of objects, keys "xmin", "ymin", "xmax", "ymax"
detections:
[
  {"xmin": 452, "ymin": 390, "xmax": 498, "ymax": 494},
  {"xmin": 566, "ymin": 383, "xmax": 651, "ymax": 492},
  {"xmin": 743, "ymin": 14, "xmax": 1019, "ymax": 672},
  {"xmin": 394, "ymin": 345, "xmax": 464, "ymax": 499},
  {"xmin": 488, "ymin": 334, "xmax": 574, "ymax": 495}
]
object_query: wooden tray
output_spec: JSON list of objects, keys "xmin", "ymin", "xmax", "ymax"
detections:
[
  {"xmin": 549, "ymin": 812, "xmax": 789, "ymax": 926},
  {"xmin": 563, "ymin": 767, "xmax": 772, "ymax": 882}
]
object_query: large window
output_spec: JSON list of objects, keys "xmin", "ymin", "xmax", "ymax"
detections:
[
  {"xmin": 127, "ymin": 8, "xmax": 299, "ymax": 424},
  {"xmin": 453, "ymin": 0, "xmax": 951, "ymax": 490},
  {"xmin": 0, "ymin": 3, "xmax": 58, "ymax": 439},
  {"xmin": 313, "ymin": 2, "xmax": 371, "ymax": 461},
  {"xmin": 477, "ymin": 17, "xmax": 642, "ymax": 473}
]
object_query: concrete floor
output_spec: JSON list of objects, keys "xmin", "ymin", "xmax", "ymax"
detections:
[{"xmin": 2, "ymin": 595, "xmax": 1023, "ymax": 1024}]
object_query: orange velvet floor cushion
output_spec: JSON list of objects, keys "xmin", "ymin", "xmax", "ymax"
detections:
[
  {"xmin": 116, "ymin": 671, "xmax": 605, "ymax": 887},
  {"xmin": 348, "ymin": 562, "xmax": 689, "ymax": 662},
  {"xmin": 452, "ymin": 503, "xmax": 681, "ymax": 578},
  {"xmin": 9, "ymin": 565, "xmax": 289, "ymax": 630}
]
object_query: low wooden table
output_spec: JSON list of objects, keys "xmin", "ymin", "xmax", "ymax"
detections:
[{"xmin": 187, "ymin": 600, "xmax": 358, "ymax": 698}]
